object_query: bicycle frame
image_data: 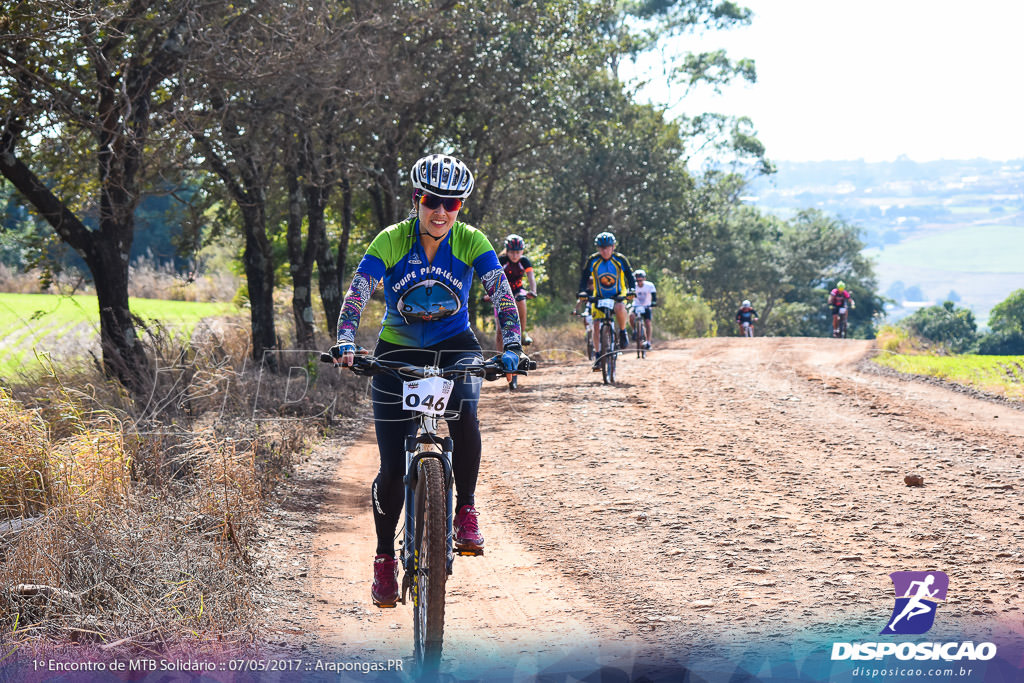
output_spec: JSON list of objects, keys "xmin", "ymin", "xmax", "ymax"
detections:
[{"xmin": 833, "ymin": 306, "xmax": 849, "ymax": 338}]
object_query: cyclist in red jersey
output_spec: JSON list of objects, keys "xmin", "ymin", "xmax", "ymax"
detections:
[
  {"xmin": 486, "ymin": 234, "xmax": 537, "ymax": 350},
  {"xmin": 827, "ymin": 281, "xmax": 855, "ymax": 337}
]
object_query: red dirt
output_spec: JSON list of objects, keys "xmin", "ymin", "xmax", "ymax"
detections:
[{"xmin": 256, "ymin": 337, "xmax": 1024, "ymax": 677}]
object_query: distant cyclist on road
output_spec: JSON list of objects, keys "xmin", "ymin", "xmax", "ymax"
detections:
[
  {"xmin": 577, "ymin": 231, "xmax": 636, "ymax": 370},
  {"xmin": 329, "ymin": 154, "xmax": 529, "ymax": 607},
  {"xmin": 630, "ymin": 269, "xmax": 657, "ymax": 350},
  {"xmin": 736, "ymin": 299, "xmax": 758, "ymax": 337},
  {"xmin": 484, "ymin": 234, "xmax": 537, "ymax": 351},
  {"xmin": 827, "ymin": 281, "xmax": 855, "ymax": 337}
]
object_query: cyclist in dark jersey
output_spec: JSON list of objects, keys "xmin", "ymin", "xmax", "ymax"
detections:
[
  {"xmin": 735, "ymin": 299, "xmax": 758, "ymax": 337},
  {"xmin": 330, "ymin": 154, "xmax": 529, "ymax": 607},
  {"xmin": 488, "ymin": 234, "xmax": 536, "ymax": 349}
]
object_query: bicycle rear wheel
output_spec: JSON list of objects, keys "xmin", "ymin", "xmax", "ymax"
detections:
[{"xmin": 412, "ymin": 456, "xmax": 447, "ymax": 674}]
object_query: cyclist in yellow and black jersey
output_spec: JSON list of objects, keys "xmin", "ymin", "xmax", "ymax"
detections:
[{"xmin": 577, "ymin": 231, "xmax": 636, "ymax": 368}]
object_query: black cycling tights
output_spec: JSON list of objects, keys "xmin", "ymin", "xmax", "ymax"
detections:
[{"xmin": 369, "ymin": 331, "xmax": 483, "ymax": 557}]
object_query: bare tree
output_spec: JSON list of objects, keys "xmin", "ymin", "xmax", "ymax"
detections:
[{"xmin": 0, "ymin": 0, "xmax": 212, "ymax": 390}]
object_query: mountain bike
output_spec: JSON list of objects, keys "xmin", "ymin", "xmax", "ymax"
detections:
[
  {"xmin": 632, "ymin": 304, "xmax": 649, "ymax": 358},
  {"xmin": 833, "ymin": 306, "xmax": 848, "ymax": 339},
  {"xmin": 740, "ymin": 320, "xmax": 755, "ymax": 338},
  {"xmin": 321, "ymin": 351, "xmax": 535, "ymax": 674},
  {"xmin": 586, "ymin": 295, "xmax": 624, "ymax": 384},
  {"xmin": 506, "ymin": 291, "xmax": 536, "ymax": 391},
  {"xmin": 571, "ymin": 310, "xmax": 594, "ymax": 361}
]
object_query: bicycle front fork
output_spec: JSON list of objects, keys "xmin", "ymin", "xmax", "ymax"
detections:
[{"xmin": 401, "ymin": 435, "xmax": 455, "ymax": 577}]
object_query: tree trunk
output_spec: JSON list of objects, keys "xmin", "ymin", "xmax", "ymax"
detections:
[
  {"xmin": 241, "ymin": 202, "xmax": 278, "ymax": 370},
  {"xmin": 85, "ymin": 241, "xmax": 148, "ymax": 390},
  {"xmin": 285, "ymin": 165, "xmax": 316, "ymax": 349},
  {"xmin": 0, "ymin": 123, "xmax": 149, "ymax": 390},
  {"xmin": 316, "ymin": 176, "xmax": 348, "ymax": 339}
]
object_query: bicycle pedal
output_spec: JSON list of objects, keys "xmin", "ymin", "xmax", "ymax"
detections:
[
  {"xmin": 372, "ymin": 599, "xmax": 399, "ymax": 608},
  {"xmin": 455, "ymin": 546, "xmax": 484, "ymax": 557}
]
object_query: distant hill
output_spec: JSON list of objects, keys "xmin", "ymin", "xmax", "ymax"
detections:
[{"xmin": 744, "ymin": 158, "xmax": 1024, "ymax": 326}]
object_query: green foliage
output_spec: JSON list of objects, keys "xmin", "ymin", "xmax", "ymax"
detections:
[
  {"xmin": 653, "ymin": 272, "xmax": 715, "ymax": 337},
  {"xmin": 988, "ymin": 288, "xmax": 1024, "ymax": 333},
  {"xmin": 872, "ymin": 352, "xmax": 1024, "ymax": 400},
  {"xmin": 976, "ymin": 328, "xmax": 1024, "ymax": 356},
  {"xmin": 901, "ymin": 301, "xmax": 978, "ymax": 353},
  {"xmin": 682, "ymin": 200, "xmax": 884, "ymax": 338}
]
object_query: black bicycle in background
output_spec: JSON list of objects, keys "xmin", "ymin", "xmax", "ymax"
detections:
[
  {"xmin": 571, "ymin": 306, "xmax": 595, "ymax": 361},
  {"xmin": 632, "ymin": 303, "xmax": 649, "ymax": 359},
  {"xmin": 584, "ymin": 295, "xmax": 625, "ymax": 384},
  {"xmin": 321, "ymin": 351, "xmax": 534, "ymax": 675}
]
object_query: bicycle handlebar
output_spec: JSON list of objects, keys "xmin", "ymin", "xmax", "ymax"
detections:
[{"xmin": 319, "ymin": 352, "xmax": 537, "ymax": 381}]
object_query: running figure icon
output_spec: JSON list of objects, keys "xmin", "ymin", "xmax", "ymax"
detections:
[{"xmin": 882, "ymin": 571, "xmax": 948, "ymax": 635}]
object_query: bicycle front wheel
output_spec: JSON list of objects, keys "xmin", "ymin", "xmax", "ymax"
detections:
[
  {"xmin": 412, "ymin": 456, "xmax": 447, "ymax": 674},
  {"xmin": 599, "ymin": 324, "xmax": 613, "ymax": 384}
]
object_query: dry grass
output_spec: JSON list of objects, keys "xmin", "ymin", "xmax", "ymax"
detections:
[
  {"xmin": 127, "ymin": 256, "xmax": 238, "ymax": 303},
  {"xmin": 0, "ymin": 319, "xmax": 362, "ymax": 653}
]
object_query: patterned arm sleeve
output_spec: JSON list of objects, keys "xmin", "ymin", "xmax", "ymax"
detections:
[
  {"xmin": 480, "ymin": 267, "xmax": 522, "ymax": 349},
  {"xmin": 336, "ymin": 272, "xmax": 377, "ymax": 343}
]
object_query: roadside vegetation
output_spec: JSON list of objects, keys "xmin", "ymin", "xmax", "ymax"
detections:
[
  {"xmin": 872, "ymin": 349, "xmax": 1024, "ymax": 401},
  {"xmin": 0, "ymin": 318, "xmax": 366, "ymax": 654},
  {"xmin": 871, "ymin": 289, "xmax": 1024, "ymax": 401}
]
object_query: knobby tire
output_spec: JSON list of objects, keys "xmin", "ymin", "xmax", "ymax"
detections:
[
  {"xmin": 412, "ymin": 456, "xmax": 447, "ymax": 674},
  {"xmin": 600, "ymin": 324, "xmax": 616, "ymax": 384}
]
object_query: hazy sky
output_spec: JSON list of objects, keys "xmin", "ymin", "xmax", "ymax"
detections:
[{"xmin": 628, "ymin": 0, "xmax": 1024, "ymax": 162}]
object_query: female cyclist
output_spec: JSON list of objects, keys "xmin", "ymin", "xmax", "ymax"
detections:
[
  {"xmin": 486, "ymin": 234, "xmax": 537, "ymax": 351},
  {"xmin": 330, "ymin": 154, "xmax": 528, "ymax": 607}
]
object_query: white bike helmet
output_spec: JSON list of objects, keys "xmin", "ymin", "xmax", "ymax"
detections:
[
  {"xmin": 410, "ymin": 154, "xmax": 474, "ymax": 198},
  {"xmin": 742, "ymin": 300, "xmax": 751, "ymax": 307},
  {"xmin": 634, "ymin": 269, "xmax": 646, "ymax": 279}
]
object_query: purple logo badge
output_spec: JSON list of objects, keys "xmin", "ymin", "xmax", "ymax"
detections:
[{"xmin": 881, "ymin": 571, "xmax": 948, "ymax": 635}]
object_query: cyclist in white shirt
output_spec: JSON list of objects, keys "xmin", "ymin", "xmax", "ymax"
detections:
[{"xmin": 630, "ymin": 270, "xmax": 657, "ymax": 350}]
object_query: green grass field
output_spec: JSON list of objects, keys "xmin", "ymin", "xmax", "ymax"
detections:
[
  {"xmin": 0, "ymin": 293, "xmax": 234, "ymax": 378},
  {"xmin": 872, "ymin": 351, "xmax": 1024, "ymax": 400},
  {"xmin": 865, "ymin": 223, "xmax": 1024, "ymax": 274}
]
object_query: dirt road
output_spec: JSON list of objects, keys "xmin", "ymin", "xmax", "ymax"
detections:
[{"xmin": 257, "ymin": 338, "xmax": 1024, "ymax": 679}]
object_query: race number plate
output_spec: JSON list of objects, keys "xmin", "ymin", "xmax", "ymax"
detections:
[
  {"xmin": 402, "ymin": 376, "xmax": 454, "ymax": 416},
  {"xmin": 838, "ymin": 306, "xmax": 847, "ymax": 315},
  {"xmin": 633, "ymin": 305, "xmax": 647, "ymax": 314},
  {"xmin": 597, "ymin": 298, "xmax": 616, "ymax": 309}
]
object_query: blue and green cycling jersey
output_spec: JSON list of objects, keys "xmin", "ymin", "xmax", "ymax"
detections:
[{"xmin": 354, "ymin": 218, "xmax": 502, "ymax": 347}]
